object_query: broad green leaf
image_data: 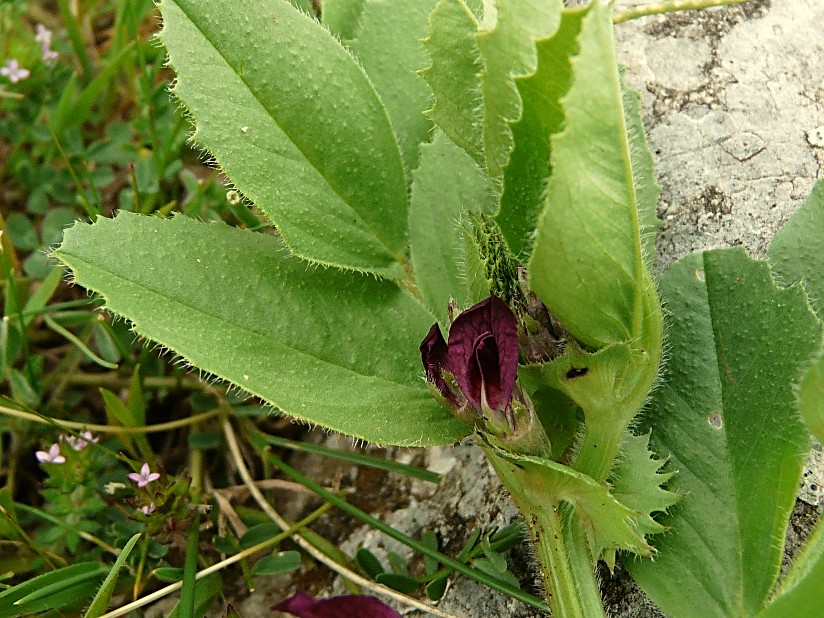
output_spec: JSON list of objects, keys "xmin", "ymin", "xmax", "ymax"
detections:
[
  {"xmin": 476, "ymin": 0, "xmax": 562, "ymax": 180},
  {"xmin": 799, "ymin": 354, "xmax": 824, "ymax": 443},
  {"xmin": 627, "ymin": 248, "xmax": 822, "ymax": 618},
  {"xmin": 421, "ymin": 0, "xmax": 485, "ymax": 166},
  {"xmin": 56, "ymin": 213, "xmax": 470, "ymax": 446},
  {"xmin": 528, "ymin": 2, "xmax": 644, "ymax": 349},
  {"xmin": 159, "ymin": 0, "xmax": 408, "ymax": 276},
  {"xmin": 409, "ymin": 131, "xmax": 495, "ymax": 323},
  {"xmin": 496, "ymin": 6, "xmax": 585, "ymax": 257},
  {"xmin": 768, "ymin": 178, "xmax": 824, "ymax": 319},
  {"xmin": 348, "ymin": 0, "xmax": 437, "ymax": 172},
  {"xmin": 322, "ymin": 0, "xmax": 367, "ymax": 39},
  {"xmin": 623, "ymin": 82, "xmax": 661, "ymax": 266}
]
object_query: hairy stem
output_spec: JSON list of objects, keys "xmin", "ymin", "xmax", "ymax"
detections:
[{"xmin": 614, "ymin": 0, "xmax": 753, "ymax": 24}]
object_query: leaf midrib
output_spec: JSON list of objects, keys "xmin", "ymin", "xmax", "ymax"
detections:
[{"xmin": 60, "ymin": 251, "xmax": 420, "ymax": 390}]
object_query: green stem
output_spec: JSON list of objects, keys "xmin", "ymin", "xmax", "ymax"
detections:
[
  {"xmin": 613, "ymin": 0, "xmax": 752, "ymax": 24},
  {"xmin": 572, "ymin": 418, "xmax": 627, "ymax": 484},
  {"xmin": 485, "ymin": 447, "xmax": 605, "ymax": 618}
]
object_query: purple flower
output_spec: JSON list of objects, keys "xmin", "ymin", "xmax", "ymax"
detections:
[
  {"xmin": 36, "ymin": 443, "xmax": 66, "ymax": 465},
  {"xmin": 139, "ymin": 502, "xmax": 156, "ymax": 515},
  {"xmin": 1, "ymin": 59, "xmax": 30, "ymax": 84},
  {"xmin": 128, "ymin": 463, "xmax": 160, "ymax": 488},
  {"xmin": 273, "ymin": 591, "xmax": 401, "ymax": 618},
  {"xmin": 421, "ymin": 295, "xmax": 519, "ymax": 416}
]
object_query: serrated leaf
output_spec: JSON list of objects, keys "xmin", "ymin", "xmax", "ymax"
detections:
[
  {"xmin": 496, "ymin": 6, "xmax": 585, "ymax": 257},
  {"xmin": 768, "ymin": 179, "xmax": 824, "ymax": 320},
  {"xmin": 487, "ymin": 445, "xmax": 652, "ymax": 560},
  {"xmin": 55, "ymin": 213, "xmax": 471, "ymax": 446},
  {"xmin": 610, "ymin": 432, "xmax": 678, "ymax": 539},
  {"xmin": 421, "ymin": 0, "xmax": 485, "ymax": 166},
  {"xmin": 409, "ymin": 131, "xmax": 495, "ymax": 323},
  {"xmin": 528, "ymin": 2, "xmax": 645, "ymax": 349},
  {"xmin": 627, "ymin": 248, "xmax": 822, "ymax": 618},
  {"xmin": 159, "ymin": 0, "xmax": 408, "ymax": 276},
  {"xmin": 476, "ymin": 0, "xmax": 562, "ymax": 180},
  {"xmin": 348, "ymin": 0, "xmax": 437, "ymax": 172}
]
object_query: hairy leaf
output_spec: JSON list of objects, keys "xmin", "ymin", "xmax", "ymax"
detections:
[
  {"xmin": 421, "ymin": 0, "xmax": 485, "ymax": 166},
  {"xmin": 56, "ymin": 214, "xmax": 471, "ymax": 446},
  {"xmin": 409, "ymin": 131, "xmax": 495, "ymax": 323},
  {"xmin": 476, "ymin": 0, "xmax": 562, "ymax": 180},
  {"xmin": 322, "ymin": 0, "xmax": 366, "ymax": 39},
  {"xmin": 496, "ymin": 6, "xmax": 585, "ymax": 257},
  {"xmin": 528, "ymin": 2, "xmax": 645, "ymax": 349},
  {"xmin": 627, "ymin": 248, "xmax": 822, "ymax": 618},
  {"xmin": 349, "ymin": 0, "xmax": 437, "ymax": 172},
  {"xmin": 159, "ymin": 0, "xmax": 408, "ymax": 276},
  {"xmin": 768, "ymin": 179, "xmax": 824, "ymax": 319}
]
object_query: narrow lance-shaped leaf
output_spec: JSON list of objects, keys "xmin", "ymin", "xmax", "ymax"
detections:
[
  {"xmin": 159, "ymin": 0, "xmax": 408, "ymax": 276},
  {"xmin": 528, "ymin": 2, "xmax": 645, "ymax": 348},
  {"xmin": 496, "ymin": 6, "xmax": 586, "ymax": 257},
  {"xmin": 56, "ymin": 214, "xmax": 471, "ymax": 446},
  {"xmin": 626, "ymin": 248, "xmax": 822, "ymax": 618},
  {"xmin": 476, "ymin": 0, "xmax": 562, "ymax": 180},
  {"xmin": 409, "ymin": 131, "xmax": 495, "ymax": 324},
  {"xmin": 348, "ymin": 0, "xmax": 437, "ymax": 173}
]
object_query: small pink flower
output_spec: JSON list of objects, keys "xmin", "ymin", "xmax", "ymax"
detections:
[
  {"xmin": 139, "ymin": 502, "xmax": 156, "ymax": 515},
  {"xmin": 36, "ymin": 443, "xmax": 66, "ymax": 465},
  {"xmin": 42, "ymin": 49, "xmax": 59, "ymax": 67},
  {"xmin": 34, "ymin": 25, "xmax": 53, "ymax": 47},
  {"xmin": 1, "ymin": 59, "xmax": 30, "ymax": 84},
  {"xmin": 128, "ymin": 463, "xmax": 160, "ymax": 488},
  {"xmin": 64, "ymin": 431, "xmax": 98, "ymax": 451}
]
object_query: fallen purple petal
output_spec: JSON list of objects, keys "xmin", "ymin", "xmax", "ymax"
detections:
[{"xmin": 273, "ymin": 591, "xmax": 401, "ymax": 618}]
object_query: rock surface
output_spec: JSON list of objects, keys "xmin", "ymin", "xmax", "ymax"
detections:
[{"xmin": 266, "ymin": 2, "xmax": 824, "ymax": 617}]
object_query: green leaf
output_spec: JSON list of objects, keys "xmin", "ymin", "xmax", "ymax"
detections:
[
  {"xmin": 528, "ymin": 2, "xmax": 645, "ymax": 349},
  {"xmin": 83, "ymin": 533, "xmax": 142, "ymax": 618},
  {"xmin": 322, "ymin": 0, "xmax": 366, "ymax": 40},
  {"xmin": 626, "ymin": 248, "xmax": 822, "ymax": 618},
  {"xmin": 421, "ymin": 0, "xmax": 485, "ymax": 166},
  {"xmin": 623, "ymin": 81, "xmax": 661, "ymax": 266},
  {"xmin": 496, "ymin": 6, "xmax": 585, "ymax": 257},
  {"xmin": 375, "ymin": 572, "xmax": 419, "ymax": 594},
  {"xmin": 348, "ymin": 0, "xmax": 437, "ymax": 172},
  {"xmin": 167, "ymin": 573, "xmax": 220, "ymax": 618},
  {"xmin": 798, "ymin": 354, "xmax": 824, "ymax": 444},
  {"xmin": 158, "ymin": 0, "xmax": 408, "ymax": 276},
  {"xmin": 0, "ymin": 562, "xmax": 105, "ymax": 618},
  {"xmin": 487, "ymin": 445, "xmax": 653, "ymax": 561},
  {"xmin": 603, "ymin": 431, "xmax": 679, "ymax": 569},
  {"xmin": 759, "ymin": 512, "xmax": 824, "ymax": 618},
  {"xmin": 5, "ymin": 214, "xmax": 39, "ymax": 251},
  {"xmin": 475, "ymin": 0, "xmax": 562, "ymax": 180},
  {"xmin": 251, "ymin": 550, "xmax": 301, "ymax": 576},
  {"xmin": 356, "ymin": 547, "xmax": 385, "ymax": 579},
  {"xmin": 56, "ymin": 213, "xmax": 470, "ymax": 446},
  {"xmin": 768, "ymin": 179, "xmax": 824, "ymax": 319},
  {"xmin": 409, "ymin": 131, "xmax": 495, "ymax": 323}
]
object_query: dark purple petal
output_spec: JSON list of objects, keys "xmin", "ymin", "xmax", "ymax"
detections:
[
  {"xmin": 420, "ymin": 323, "xmax": 460, "ymax": 406},
  {"xmin": 446, "ymin": 296, "xmax": 519, "ymax": 412},
  {"xmin": 273, "ymin": 591, "xmax": 401, "ymax": 618}
]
